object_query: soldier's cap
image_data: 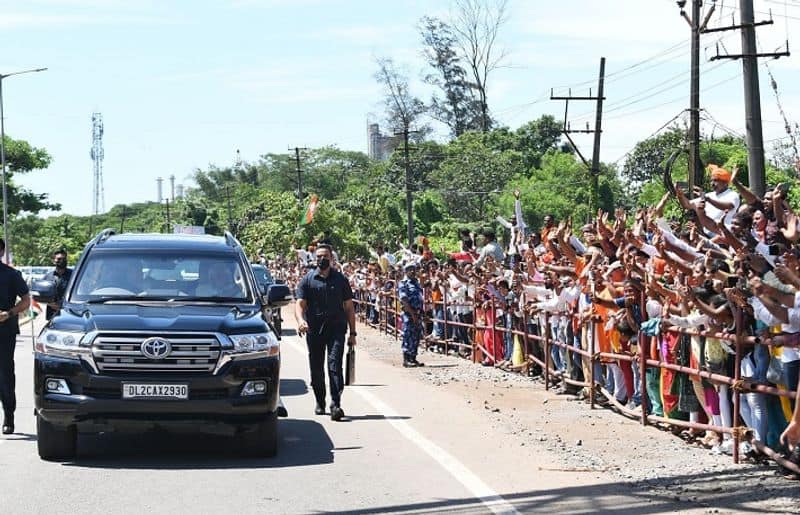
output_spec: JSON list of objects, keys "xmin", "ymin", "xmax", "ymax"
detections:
[{"xmin": 404, "ymin": 262, "xmax": 418, "ymax": 271}]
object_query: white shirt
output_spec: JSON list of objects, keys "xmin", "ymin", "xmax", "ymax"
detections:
[
  {"xmin": 702, "ymin": 188, "xmax": 740, "ymax": 228},
  {"xmin": 750, "ymin": 294, "xmax": 800, "ymax": 362}
]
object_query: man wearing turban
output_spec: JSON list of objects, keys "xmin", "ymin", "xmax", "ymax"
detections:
[{"xmin": 682, "ymin": 164, "xmax": 740, "ymax": 230}]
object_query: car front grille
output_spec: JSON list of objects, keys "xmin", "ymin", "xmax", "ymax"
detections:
[{"xmin": 92, "ymin": 333, "xmax": 221, "ymax": 374}]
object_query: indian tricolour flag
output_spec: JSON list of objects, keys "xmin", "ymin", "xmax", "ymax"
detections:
[
  {"xmin": 299, "ymin": 194, "xmax": 319, "ymax": 226},
  {"xmin": 29, "ymin": 299, "xmax": 43, "ymax": 319}
]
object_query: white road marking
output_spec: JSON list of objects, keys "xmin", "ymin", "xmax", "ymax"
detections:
[{"xmin": 285, "ymin": 337, "xmax": 519, "ymax": 515}]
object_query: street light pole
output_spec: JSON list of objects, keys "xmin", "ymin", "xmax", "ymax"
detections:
[{"xmin": 0, "ymin": 67, "xmax": 47, "ymax": 264}]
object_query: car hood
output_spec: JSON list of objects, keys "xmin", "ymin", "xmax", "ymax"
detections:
[{"xmin": 52, "ymin": 303, "xmax": 268, "ymax": 335}]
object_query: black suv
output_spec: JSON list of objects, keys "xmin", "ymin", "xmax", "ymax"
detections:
[{"xmin": 32, "ymin": 229, "xmax": 291, "ymax": 460}]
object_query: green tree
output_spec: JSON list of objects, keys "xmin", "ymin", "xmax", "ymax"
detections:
[
  {"xmin": 419, "ymin": 16, "xmax": 483, "ymax": 136},
  {"xmin": 514, "ymin": 115, "xmax": 566, "ymax": 170},
  {"xmin": 2, "ymin": 135, "xmax": 59, "ymax": 214},
  {"xmin": 621, "ymin": 126, "xmax": 686, "ymax": 194},
  {"xmin": 431, "ymin": 131, "xmax": 522, "ymax": 221}
]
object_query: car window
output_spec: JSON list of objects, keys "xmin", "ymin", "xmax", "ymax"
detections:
[
  {"xmin": 251, "ymin": 265, "xmax": 274, "ymax": 289},
  {"xmin": 71, "ymin": 252, "xmax": 251, "ymax": 301}
]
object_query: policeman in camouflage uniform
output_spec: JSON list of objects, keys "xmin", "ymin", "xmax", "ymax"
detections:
[{"xmin": 398, "ymin": 262, "xmax": 424, "ymax": 368}]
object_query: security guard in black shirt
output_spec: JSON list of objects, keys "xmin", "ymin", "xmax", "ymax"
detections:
[
  {"xmin": 294, "ymin": 243, "xmax": 357, "ymax": 421},
  {"xmin": 43, "ymin": 249, "xmax": 72, "ymax": 320},
  {"xmin": 0, "ymin": 239, "xmax": 31, "ymax": 434}
]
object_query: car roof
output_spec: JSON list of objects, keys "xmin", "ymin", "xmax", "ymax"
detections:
[{"xmin": 94, "ymin": 233, "xmax": 237, "ymax": 253}]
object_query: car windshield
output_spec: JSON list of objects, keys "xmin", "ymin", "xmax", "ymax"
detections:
[
  {"xmin": 71, "ymin": 252, "xmax": 252, "ymax": 303},
  {"xmin": 251, "ymin": 265, "xmax": 274, "ymax": 290}
]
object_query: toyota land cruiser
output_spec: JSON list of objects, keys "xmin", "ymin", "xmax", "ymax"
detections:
[{"xmin": 31, "ymin": 229, "xmax": 292, "ymax": 460}]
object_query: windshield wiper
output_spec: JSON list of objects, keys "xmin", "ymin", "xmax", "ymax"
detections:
[
  {"xmin": 84, "ymin": 295, "xmax": 144, "ymax": 304},
  {"xmin": 179, "ymin": 296, "xmax": 250, "ymax": 303}
]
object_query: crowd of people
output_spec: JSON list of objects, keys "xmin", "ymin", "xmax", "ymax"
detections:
[{"xmin": 272, "ymin": 166, "xmax": 800, "ymax": 473}]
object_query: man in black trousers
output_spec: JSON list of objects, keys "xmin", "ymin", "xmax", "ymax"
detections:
[
  {"xmin": 294, "ymin": 243, "xmax": 357, "ymax": 421},
  {"xmin": 0, "ymin": 239, "xmax": 31, "ymax": 434}
]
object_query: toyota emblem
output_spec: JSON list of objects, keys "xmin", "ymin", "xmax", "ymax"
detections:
[{"xmin": 141, "ymin": 337, "xmax": 172, "ymax": 360}]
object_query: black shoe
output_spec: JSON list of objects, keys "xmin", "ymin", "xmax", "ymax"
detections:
[
  {"xmin": 412, "ymin": 359, "xmax": 424, "ymax": 367},
  {"xmin": 314, "ymin": 404, "xmax": 325, "ymax": 415},
  {"xmin": 403, "ymin": 360, "xmax": 417, "ymax": 368},
  {"xmin": 2, "ymin": 413, "xmax": 13, "ymax": 435},
  {"xmin": 330, "ymin": 406, "xmax": 345, "ymax": 421}
]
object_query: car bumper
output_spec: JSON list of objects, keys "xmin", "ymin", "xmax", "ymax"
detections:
[{"xmin": 34, "ymin": 353, "xmax": 280, "ymax": 433}]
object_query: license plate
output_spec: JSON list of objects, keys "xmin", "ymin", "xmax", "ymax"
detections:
[{"xmin": 122, "ymin": 384, "xmax": 189, "ymax": 400}]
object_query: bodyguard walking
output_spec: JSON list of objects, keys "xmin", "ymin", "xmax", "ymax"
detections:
[
  {"xmin": 43, "ymin": 249, "xmax": 72, "ymax": 321},
  {"xmin": 294, "ymin": 244, "xmax": 357, "ymax": 421},
  {"xmin": 0, "ymin": 239, "xmax": 31, "ymax": 434},
  {"xmin": 398, "ymin": 262, "xmax": 424, "ymax": 367}
]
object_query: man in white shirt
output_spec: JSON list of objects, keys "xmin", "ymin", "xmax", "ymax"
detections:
[{"xmin": 677, "ymin": 164, "xmax": 740, "ymax": 233}]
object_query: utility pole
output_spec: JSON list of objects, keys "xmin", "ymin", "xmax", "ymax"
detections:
[
  {"xmin": 705, "ymin": 0, "xmax": 789, "ymax": 197},
  {"xmin": 165, "ymin": 198, "xmax": 171, "ymax": 233},
  {"xmin": 677, "ymin": 0, "xmax": 716, "ymax": 194},
  {"xmin": 225, "ymin": 185, "xmax": 233, "ymax": 234},
  {"xmin": 550, "ymin": 57, "xmax": 606, "ymax": 214},
  {"xmin": 289, "ymin": 146, "xmax": 309, "ymax": 204},
  {"xmin": 394, "ymin": 126, "xmax": 419, "ymax": 248},
  {"xmin": 689, "ymin": 0, "xmax": 703, "ymax": 192},
  {"xmin": 120, "ymin": 205, "xmax": 127, "ymax": 233},
  {"xmin": 590, "ymin": 57, "xmax": 606, "ymax": 213}
]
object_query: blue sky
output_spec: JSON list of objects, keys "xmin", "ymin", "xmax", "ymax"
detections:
[{"xmin": 2, "ymin": 0, "xmax": 800, "ymax": 216}]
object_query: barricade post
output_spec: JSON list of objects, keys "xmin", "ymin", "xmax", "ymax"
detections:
[
  {"xmin": 489, "ymin": 296, "xmax": 496, "ymax": 365},
  {"xmin": 639, "ymin": 294, "xmax": 648, "ymax": 427},
  {"xmin": 472, "ymin": 301, "xmax": 481, "ymax": 363},
  {"xmin": 589, "ymin": 319, "xmax": 595, "ymax": 409},
  {"xmin": 393, "ymin": 292, "xmax": 399, "ymax": 341},
  {"xmin": 382, "ymin": 294, "xmax": 388, "ymax": 336},
  {"xmin": 544, "ymin": 315, "xmax": 551, "ymax": 390},
  {"xmin": 443, "ymin": 288, "xmax": 449, "ymax": 355},
  {"xmin": 733, "ymin": 308, "xmax": 743, "ymax": 465}
]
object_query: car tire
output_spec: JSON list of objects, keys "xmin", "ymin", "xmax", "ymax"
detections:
[
  {"xmin": 243, "ymin": 416, "xmax": 278, "ymax": 458},
  {"xmin": 37, "ymin": 415, "xmax": 77, "ymax": 461}
]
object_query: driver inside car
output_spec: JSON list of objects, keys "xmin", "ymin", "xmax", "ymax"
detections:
[{"xmin": 195, "ymin": 261, "xmax": 245, "ymax": 298}]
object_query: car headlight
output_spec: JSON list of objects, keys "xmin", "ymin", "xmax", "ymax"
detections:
[
  {"xmin": 228, "ymin": 332, "xmax": 280, "ymax": 356},
  {"xmin": 36, "ymin": 329, "xmax": 89, "ymax": 359}
]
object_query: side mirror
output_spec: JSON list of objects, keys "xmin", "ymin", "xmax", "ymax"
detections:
[
  {"xmin": 31, "ymin": 279, "xmax": 57, "ymax": 304},
  {"xmin": 266, "ymin": 284, "xmax": 292, "ymax": 307}
]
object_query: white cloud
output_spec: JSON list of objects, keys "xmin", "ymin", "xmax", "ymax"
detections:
[
  {"xmin": 0, "ymin": 11, "xmax": 174, "ymax": 29},
  {"xmin": 311, "ymin": 25, "xmax": 409, "ymax": 46}
]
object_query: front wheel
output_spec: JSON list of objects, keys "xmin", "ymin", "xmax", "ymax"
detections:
[{"xmin": 37, "ymin": 415, "xmax": 77, "ymax": 461}]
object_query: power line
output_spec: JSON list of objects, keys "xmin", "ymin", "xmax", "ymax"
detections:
[
  {"xmin": 497, "ymin": 40, "xmax": 691, "ymax": 117},
  {"xmin": 716, "ymin": 1, "xmax": 800, "ymax": 21},
  {"xmin": 550, "ymin": 39, "xmax": 690, "ymax": 94},
  {"xmin": 699, "ymin": 108, "xmax": 745, "ymax": 139},
  {"xmin": 596, "ymin": 70, "xmax": 743, "ymax": 122},
  {"xmin": 569, "ymin": 58, "xmax": 733, "ymax": 122},
  {"xmin": 610, "ymin": 110, "xmax": 689, "ymax": 165}
]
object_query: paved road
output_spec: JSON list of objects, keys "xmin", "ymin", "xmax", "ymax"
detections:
[{"xmin": 0, "ymin": 317, "xmax": 694, "ymax": 514}]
